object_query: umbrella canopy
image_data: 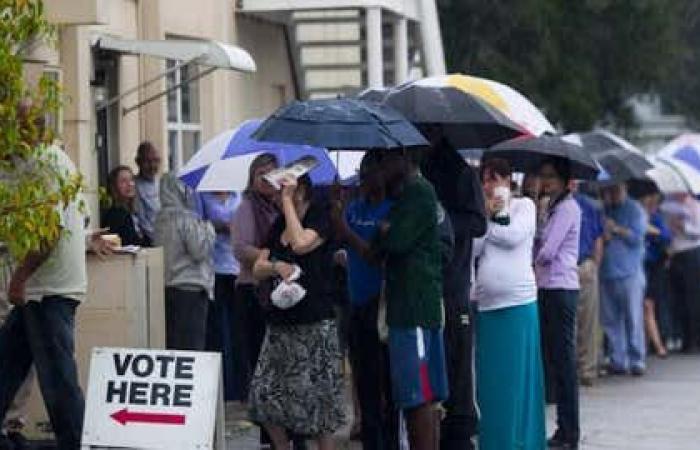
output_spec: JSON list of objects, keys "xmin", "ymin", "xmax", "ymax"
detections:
[
  {"xmin": 648, "ymin": 156, "xmax": 700, "ymax": 195},
  {"xmin": 564, "ymin": 130, "xmax": 652, "ymax": 181},
  {"xmin": 252, "ymin": 98, "xmax": 428, "ymax": 150},
  {"xmin": 657, "ymin": 133, "xmax": 700, "ymax": 173},
  {"xmin": 381, "ymin": 76, "xmax": 526, "ymax": 149},
  {"xmin": 391, "ymin": 74, "xmax": 554, "ymax": 136},
  {"xmin": 484, "ymin": 135, "xmax": 600, "ymax": 180},
  {"xmin": 178, "ymin": 119, "xmax": 340, "ymax": 192},
  {"xmin": 356, "ymin": 86, "xmax": 391, "ymax": 103}
]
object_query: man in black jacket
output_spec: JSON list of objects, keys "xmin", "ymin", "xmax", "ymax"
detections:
[{"xmin": 421, "ymin": 128, "xmax": 487, "ymax": 450}]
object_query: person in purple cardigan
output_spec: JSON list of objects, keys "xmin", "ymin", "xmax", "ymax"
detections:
[{"xmin": 534, "ymin": 158, "xmax": 581, "ymax": 450}]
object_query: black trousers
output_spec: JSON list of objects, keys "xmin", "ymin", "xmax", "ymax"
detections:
[
  {"xmin": 669, "ymin": 247, "xmax": 700, "ymax": 351},
  {"xmin": 165, "ymin": 287, "xmax": 209, "ymax": 351},
  {"xmin": 440, "ymin": 299, "xmax": 478, "ymax": 450},
  {"xmin": 539, "ymin": 289, "xmax": 580, "ymax": 443},
  {"xmin": 347, "ymin": 299, "xmax": 398, "ymax": 450},
  {"xmin": 231, "ymin": 284, "xmax": 267, "ymax": 401},
  {"xmin": 206, "ymin": 274, "xmax": 237, "ymax": 401}
]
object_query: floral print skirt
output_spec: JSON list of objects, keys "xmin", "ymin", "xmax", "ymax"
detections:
[{"xmin": 249, "ymin": 319, "xmax": 346, "ymax": 436}]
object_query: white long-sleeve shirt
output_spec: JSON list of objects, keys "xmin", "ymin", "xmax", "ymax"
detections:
[
  {"xmin": 472, "ymin": 197, "xmax": 538, "ymax": 311},
  {"xmin": 662, "ymin": 197, "xmax": 700, "ymax": 253}
]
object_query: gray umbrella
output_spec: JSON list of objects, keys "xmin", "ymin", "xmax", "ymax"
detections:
[
  {"xmin": 484, "ymin": 135, "xmax": 600, "ymax": 179},
  {"xmin": 564, "ymin": 131, "xmax": 652, "ymax": 181}
]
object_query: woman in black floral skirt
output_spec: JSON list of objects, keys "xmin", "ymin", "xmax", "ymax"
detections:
[{"xmin": 250, "ymin": 173, "xmax": 345, "ymax": 450}]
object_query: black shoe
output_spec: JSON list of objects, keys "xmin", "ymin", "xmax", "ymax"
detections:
[
  {"xmin": 631, "ymin": 366, "xmax": 646, "ymax": 377},
  {"xmin": 606, "ymin": 365, "xmax": 628, "ymax": 376},
  {"xmin": 547, "ymin": 430, "xmax": 579, "ymax": 449},
  {"xmin": 579, "ymin": 375, "xmax": 595, "ymax": 387},
  {"xmin": 0, "ymin": 434, "xmax": 15, "ymax": 450}
]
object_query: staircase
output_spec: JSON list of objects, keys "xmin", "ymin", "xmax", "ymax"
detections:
[{"xmin": 289, "ymin": 8, "xmax": 423, "ymax": 99}]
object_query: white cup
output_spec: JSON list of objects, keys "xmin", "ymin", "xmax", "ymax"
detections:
[{"xmin": 494, "ymin": 186, "xmax": 510, "ymax": 218}]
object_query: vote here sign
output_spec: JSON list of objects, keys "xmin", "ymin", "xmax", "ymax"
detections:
[{"xmin": 81, "ymin": 347, "xmax": 221, "ymax": 449}]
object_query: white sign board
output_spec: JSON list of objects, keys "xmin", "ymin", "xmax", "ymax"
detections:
[{"xmin": 81, "ymin": 347, "xmax": 221, "ymax": 449}]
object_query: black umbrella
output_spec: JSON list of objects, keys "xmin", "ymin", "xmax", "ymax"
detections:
[
  {"xmin": 566, "ymin": 131, "xmax": 652, "ymax": 181},
  {"xmin": 382, "ymin": 83, "xmax": 526, "ymax": 149},
  {"xmin": 483, "ymin": 135, "xmax": 600, "ymax": 180},
  {"xmin": 252, "ymin": 98, "xmax": 428, "ymax": 150}
]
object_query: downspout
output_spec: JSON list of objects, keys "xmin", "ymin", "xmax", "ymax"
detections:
[{"xmin": 283, "ymin": 22, "xmax": 302, "ymax": 100}]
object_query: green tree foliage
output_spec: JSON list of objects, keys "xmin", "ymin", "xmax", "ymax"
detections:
[
  {"xmin": 659, "ymin": 0, "xmax": 700, "ymax": 126},
  {"xmin": 0, "ymin": 0, "xmax": 83, "ymax": 259},
  {"xmin": 438, "ymin": 0, "xmax": 681, "ymax": 132}
]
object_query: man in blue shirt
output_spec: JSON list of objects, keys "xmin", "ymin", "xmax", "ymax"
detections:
[
  {"xmin": 332, "ymin": 152, "xmax": 395, "ymax": 450},
  {"xmin": 573, "ymin": 188, "xmax": 605, "ymax": 385},
  {"xmin": 600, "ymin": 184, "xmax": 648, "ymax": 375}
]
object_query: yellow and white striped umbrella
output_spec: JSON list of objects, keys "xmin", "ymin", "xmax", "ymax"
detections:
[{"xmin": 409, "ymin": 74, "xmax": 556, "ymax": 137}]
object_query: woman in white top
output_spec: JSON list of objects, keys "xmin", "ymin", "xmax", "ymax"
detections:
[
  {"xmin": 472, "ymin": 158, "xmax": 545, "ymax": 450},
  {"xmin": 663, "ymin": 193, "xmax": 700, "ymax": 352}
]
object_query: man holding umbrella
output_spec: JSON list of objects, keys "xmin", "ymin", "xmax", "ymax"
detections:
[
  {"xmin": 420, "ymin": 126, "xmax": 486, "ymax": 450},
  {"xmin": 378, "ymin": 76, "xmax": 528, "ymax": 450}
]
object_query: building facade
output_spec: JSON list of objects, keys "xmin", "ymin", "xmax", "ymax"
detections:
[{"xmin": 38, "ymin": 0, "xmax": 444, "ymax": 224}]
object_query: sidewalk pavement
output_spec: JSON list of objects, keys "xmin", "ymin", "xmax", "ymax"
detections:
[
  {"xmin": 230, "ymin": 355, "xmax": 700, "ymax": 449},
  {"xmin": 547, "ymin": 354, "xmax": 700, "ymax": 450}
]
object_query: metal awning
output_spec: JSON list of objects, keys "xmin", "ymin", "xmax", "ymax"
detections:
[
  {"xmin": 91, "ymin": 34, "xmax": 257, "ymax": 115},
  {"xmin": 93, "ymin": 34, "xmax": 256, "ymax": 72}
]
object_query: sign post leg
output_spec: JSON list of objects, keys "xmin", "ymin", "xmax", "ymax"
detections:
[{"xmin": 214, "ymin": 367, "xmax": 225, "ymax": 450}]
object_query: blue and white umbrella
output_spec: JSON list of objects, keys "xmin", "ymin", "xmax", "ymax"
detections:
[
  {"xmin": 179, "ymin": 119, "xmax": 358, "ymax": 192},
  {"xmin": 658, "ymin": 133, "xmax": 700, "ymax": 174}
]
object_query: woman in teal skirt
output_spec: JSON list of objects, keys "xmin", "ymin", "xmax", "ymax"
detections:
[{"xmin": 473, "ymin": 158, "xmax": 545, "ymax": 449}]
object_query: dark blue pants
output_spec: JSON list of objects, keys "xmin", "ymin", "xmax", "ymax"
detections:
[
  {"xmin": 0, "ymin": 296, "xmax": 84, "ymax": 450},
  {"xmin": 539, "ymin": 289, "xmax": 580, "ymax": 443},
  {"xmin": 206, "ymin": 274, "xmax": 237, "ymax": 401},
  {"xmin": 347, "ymin": 299, "xmax": 398, "ymax": 450},
  {"xmin": 670, "ymin": 247, "xmax": 700, "ymax": 351}
]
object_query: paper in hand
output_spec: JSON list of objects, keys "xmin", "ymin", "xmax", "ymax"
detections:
[{"xmin": 263, "ymin": 156, "xmax": 319, "ymax": 190}]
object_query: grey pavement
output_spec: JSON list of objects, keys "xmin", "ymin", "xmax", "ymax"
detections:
[
  {"xmin": 228, "ymin": 355, "xmax": 700, "ymax": 449},
  {"xmin": 548, "ymin": 355, "xmax": 700, "ymax": 450}
]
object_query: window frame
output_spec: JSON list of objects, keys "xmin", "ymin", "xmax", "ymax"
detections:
[{"xmin": 166, "ymin": 59, "xmax": 202, "ymax": 172}]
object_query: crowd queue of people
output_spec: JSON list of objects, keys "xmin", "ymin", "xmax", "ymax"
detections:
[{"xmin": 2, "ymin": 131, "xmax": 700, "ymax": 450}]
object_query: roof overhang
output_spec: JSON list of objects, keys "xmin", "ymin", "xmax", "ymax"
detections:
[
  {"xmin": 91, "ymin": 34, "xmax": 256, "ymax": 115},
  {"xmin": 92, "ymin": 34, "xmax": 256, "ymax": 73},
  {"xmin": 239, "ymin": 0, "xmax": 421, "ymax": 21}
]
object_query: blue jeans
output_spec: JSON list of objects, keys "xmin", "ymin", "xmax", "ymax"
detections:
[
  {"xmin": 538, "ymin": 289, "xmax": 580, "ymax": 443},
  {"xmin": 0, "ymin": 296, "xmax": 84, "ymax": 450},
  {"xmin": 600, "ymin": 272, "xmax": 646, "ymax": 370}
]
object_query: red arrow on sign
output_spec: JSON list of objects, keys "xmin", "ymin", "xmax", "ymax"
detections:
[{"xmin": 110, "ymin": 408, "xmax": 186, "ymax": 426}]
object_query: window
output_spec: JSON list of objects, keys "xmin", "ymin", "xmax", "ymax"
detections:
[{"xmin": 166, "ymin": 59, "xmax": 201, "ymax": 171}]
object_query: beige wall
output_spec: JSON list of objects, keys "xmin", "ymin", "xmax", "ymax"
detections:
[
  {"xmin": 230, "ymin": 14, "xmax": 296, "ymax": 124},
  {"xmin": 47, "ymin": 0, "xmax": 296, "ymax": 224}
]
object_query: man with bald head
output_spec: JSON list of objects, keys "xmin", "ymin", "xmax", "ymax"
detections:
[{"xmin": 134, "ymin": 141, "xmax": 162, "ymax": 246}]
